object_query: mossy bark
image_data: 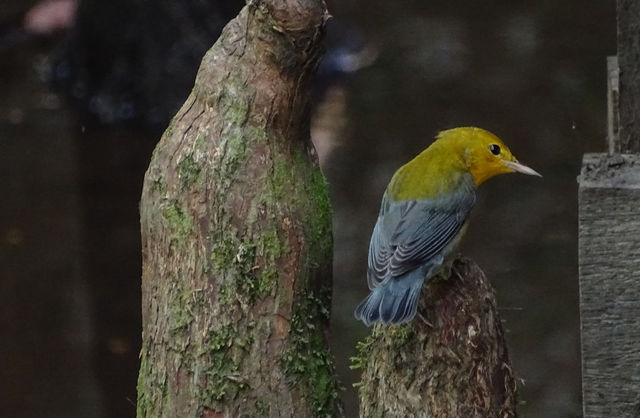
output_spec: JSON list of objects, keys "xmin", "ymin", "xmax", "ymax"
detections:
[
  {"xmin": 355, "ymin": 259, "xmax": 517, "ymax": 417},
  {"xmin": 136, "ymin": 1, "xmax": 341, "ymax": 417}
]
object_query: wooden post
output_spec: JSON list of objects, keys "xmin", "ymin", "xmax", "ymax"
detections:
[
  {"xmin": 578, "ymin": 153, "xmax": 640, "ymax": 417},
  {"xmin": 578, "ymin": 5, "xmax": 640, "ymax": 412}
]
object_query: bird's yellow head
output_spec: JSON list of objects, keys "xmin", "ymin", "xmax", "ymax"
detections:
[
  {"xmin": 387, "ymin": 127, "xmax": 540, "ymax": 201},
  {"xmin": 438, "ymin": 127, "xmax": 541, "ymax": 186}
]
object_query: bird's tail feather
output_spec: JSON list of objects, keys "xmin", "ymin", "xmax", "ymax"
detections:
[{"xmin": 354, "ymin": 272, "xmax": 424, "ymax": 326}]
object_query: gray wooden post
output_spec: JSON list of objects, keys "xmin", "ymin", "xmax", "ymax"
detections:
[
  {"xmin": 578, "ymin": 152, "xmax": 640, "ymax": 417},
  {"xmin": 578, "ymin": 47, "xmax": 640, "ymax": 417}
]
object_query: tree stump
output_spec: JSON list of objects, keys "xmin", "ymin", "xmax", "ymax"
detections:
[
  {"xmin": 355, "ymin": 258, "xmax": 517, "ymax": 417},
  {"xmin": 136, "ymin": 1, "xmax": 341, "ymax": 416}
]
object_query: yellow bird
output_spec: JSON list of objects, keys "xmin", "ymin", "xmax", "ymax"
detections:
[{"xmin": 354, "ymin": 127, "xmax": 541, "ymax": 326}]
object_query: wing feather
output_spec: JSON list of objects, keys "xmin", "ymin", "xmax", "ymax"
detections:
[{"xmin": 367, "ymin": 188, "xmax": 475, "ymax": 289}]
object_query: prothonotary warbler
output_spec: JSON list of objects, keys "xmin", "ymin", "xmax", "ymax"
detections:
[{"xmin": 354, "ymin": 127, "xmax": 541, "ymax": 326}]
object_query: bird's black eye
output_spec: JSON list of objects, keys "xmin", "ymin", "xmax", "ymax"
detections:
[{"xmin": 489, "ymin": 144, "xmax": 501, "ymax": 155}]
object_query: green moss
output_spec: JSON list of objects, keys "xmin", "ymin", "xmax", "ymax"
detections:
[
  {"xmin": 228, "ymin": 98, "xmax": 250, "ymax": 126},
  {"xmin": 136, "ymin": 342, "xmax": 169, "ymax": 417},
  {"xmin": 281, "ymin": 291, "xmax": 339, "ymax": 417},
  {"xmin": 389, "ymin": 323, "xmax": 416, "ymax": 349},
  {"xmin": 269, "ymin": 145, "xmax": 336, "ymax": 416},
  {"xmin": 165, "ymin": 286, "xmax": 207, "ymax": 358},
  {"xmin": 256, "ymin": 266, "xmax": 278, "ymax": 296},
  {"xmin": 210, "ymin": 234, "xmax": 240, "ymax": 306},
  {"xmin": 349, "ymin": 325, "xmax": 415, "ymax": 392},
  {"xmin": 211, "ymin": 131, "xmax": 245, "ymax": 193},
  {"xmin": 210, "ymin": 235, "xmax": 240, "ymax": 274},
  {"xmin": 195, "ymin": 132, "xmax": 207, "ymax": 150},
  {"xmin": 305, "ymin": 166, "xmax": 333, "ymax": 266},
  {"xmin": 256, "ymin": 226, "xmax": 288, "ymax": 260},
  {"xmin": 177, "ymin": 153, "xmax": 203, "ymax": 190},
  {"xmin": 216, "ymin": 281, "xmax": 233, "ymax": 306},
  {"xmin": 253, "ymin": 399, "xmax": 269, "ymax": 416},
  {"xmin": 236, "ymin": 234, "xmax": 280, "ymax": 303},
  {"xmin": 152, "ymin": 176, "xmax": 167, "ymax": 196},
  {"xmin": 201, "ymin": 324, "xmax": 248, "ymax": 404},
  {"xmin": 349, "ymin": 334, "xmax": 375, "ymax": 374},
  {"xmin": 164, "ymin": 120, "xmax": 175, "ymax": 138},
  {"xmin": 208, "ymin": 324, "xmax": 234, "ymax": 350},
  {"xmin": 177, "ymin": 113, "xmax": 333, "ymax": 414},
  {"xmin": 136, "ymin": 349, "xmax": 152, "ymax": 416},
  {"xmin": 271, "ymin": 156, "xmax": 291, "ymax": 199},
  {"xmin": 270, "ymin": 146, "xmax": 333, "ymax": 267},
  {"xmin": 209, "ymin": 227, "xmax": 285, "ymax": 305},
  {"xmin": 168, "ymin": 293, "xmax": 193, "ymax": 335},
  {"xmin": 207, "ymin": 92, "xmax": 267, "ymax": 196},
  {"xmin": 162, "ymin": 201, "xmax": 193, "ymax": 244}
]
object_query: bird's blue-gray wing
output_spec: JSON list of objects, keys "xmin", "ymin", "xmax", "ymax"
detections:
[{"xmin": 367, "ymin": 190, "xmax": 475, "ymax": 290}]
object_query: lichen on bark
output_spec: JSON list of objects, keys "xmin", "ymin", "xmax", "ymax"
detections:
[{"xmin": 136, "ymin": 1, "xmax": 340, "ymax": 417}]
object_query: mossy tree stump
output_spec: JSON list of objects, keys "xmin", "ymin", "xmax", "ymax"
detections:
[
  {"xmin": 354, "ymin": 259, "xmax": 517, "ymax": 417},
  {"xmin": 136, "ymin": 1, "xmax": 341, "ymax": 417}
]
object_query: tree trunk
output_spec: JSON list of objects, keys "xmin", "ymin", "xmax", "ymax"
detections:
[
  {"xmin": 136, "ymin": 1, "xmax": 341, "ymax": 417},
  {"xmin": 355, "ymin": 258, "xmax": 517, "ymax": 417}
]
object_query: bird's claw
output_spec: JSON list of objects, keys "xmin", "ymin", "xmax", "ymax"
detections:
[
  {"xmin": 451, "ymin": 263, "xmax": 464, "ymax": 280},
  {"xmin": 418, "ymin": 312, "xmax": 434, "ymax": 328}
]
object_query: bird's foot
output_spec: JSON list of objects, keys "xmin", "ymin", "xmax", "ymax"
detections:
[
  {"xmin": 450, "ymin": 262, "xmax": 464, "ymax": 281},
  {"xmin": 418, "ymin": 312, "xmax": 434, "ymax": 328}
]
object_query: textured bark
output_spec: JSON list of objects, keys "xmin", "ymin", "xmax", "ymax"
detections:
[
  {"xmin": 578, "ymin": 153, "xmax": 640, "ymax": 417},
  {"xmin": 618, "ymin": 0, "xmax": 640, "ymax": 153},
  {"xmin": 355, "ymin": 259, "xmax": 517, "ymax": 418},
  {"xmin": 136, "ymin": 1, "xmax": 341, "ymax": 417}
]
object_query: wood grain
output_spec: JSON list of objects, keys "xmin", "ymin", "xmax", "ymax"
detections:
[{"xmin": 579, "ymin": 153, "xmax": 640, "ymax": 417}]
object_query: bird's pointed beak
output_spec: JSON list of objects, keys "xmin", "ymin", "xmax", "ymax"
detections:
[{"xmin": 504, "ymin": 160, "xmax": 542, "ymax": 177}]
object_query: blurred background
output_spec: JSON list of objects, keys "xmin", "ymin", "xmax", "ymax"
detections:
[{"xmin": 0, "ymin": 0, "xmax": 614, "ymax": 417}]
